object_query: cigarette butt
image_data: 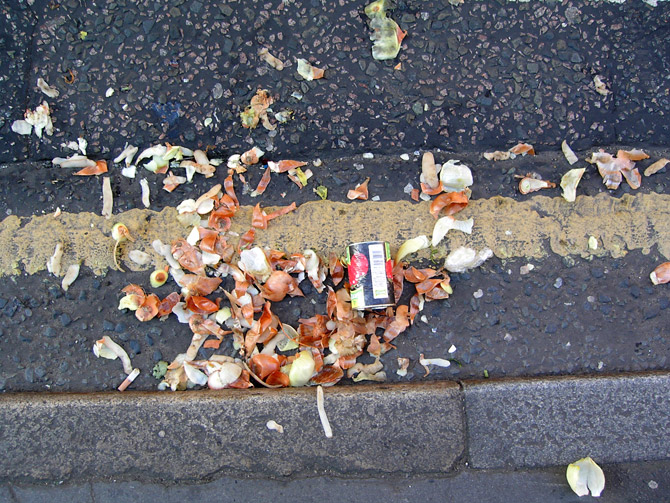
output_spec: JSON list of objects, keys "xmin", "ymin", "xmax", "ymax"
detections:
[{"xmin": 118, "ymin": 368, "xmax": 140, "ymax": 391}]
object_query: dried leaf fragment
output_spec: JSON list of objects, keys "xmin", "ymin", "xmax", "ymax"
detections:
[
  {"xmin": 266, "ymin": 420, "xmax": 284, "ymax": 433},
  {"xmin": 93, "ymin": 336, "xmax": 134, "ymax": 375},
  {"xmin": 101, "ymin": 177, "xmax": 113, "ymax": 218},
  {"xmin": 439, "ymin": 160, "xmax": 473, "ymax": 192},
  {"xmin": 259, "ymin": 48, "xmax": 284, "ymax": 70},
  {"xmin": 560, "ymin": 168, "xmax": 585, "ymax": 202},
  {"xmin": 47, "ymin": 243, "xmax": 63, "ymax": 276},
  {"xmin": 395, "ymin": 235, "xmax": 430, "ymax": 263},
  {"xmin": 429, "ymin": 191, "xmax": 469, "ymax": 218},
  {"xmin": 369, "ymin": 15, "xmax": 406, "ymax": 61},
  {"xmin": 650, "ymin": 262, "xmax": 670, "ymax": 285},
  {"xmin": 432, "ymin": 216, "xmax": 474, "ymax": 247},
  {"xmin": 296, "ymin": 58, "xmax": 325, "ymax": 81},
  {"xmin": 518, "ymin": 174, "xmax": 556, "ymax": 194},
  {"xmin": 421, "ymin": 152, "xmax": 439, "ymax": 189},
  {"xmin": 74, "ymin": 159, "xmax": 108, "ymax": 176},
  {"xmin": 347, "ymin": 177, "xmax": 370, "ymax": 200},
  {"xmin": 419, "ymin": 353, "xmax": 451, "ymax": 376},
  {"xmin": 644, "ymin": 158, "xmax": 669, "ymax": 177},
  {"xmin": 561, "ymin": 140, "xmax": 579, "ymax": 165},
  {"xmin": 593, "ymin": 75, "xmax": 610, "ymax": 96},
  {"xmin": 37, "ymin": 77, "xmax": 59, "ymax": 98}
]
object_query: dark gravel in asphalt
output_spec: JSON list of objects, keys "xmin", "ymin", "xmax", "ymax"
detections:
[{"xmin": 0, "ymin": 0, "xmax": 668, "ymax": 164}]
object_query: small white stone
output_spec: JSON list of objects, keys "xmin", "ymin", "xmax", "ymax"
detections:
[
  {"xmin": 473, "ymin": 289, "xmax": 484, "ymax": 299},
  {"xmin": 448, "ymin": 344, "xmax": 457, "ymax": 354},
  {"xmin": 362, "ymin": 152, "xmax": 374, "ymax": 159},
  {"xmin": 371, "ymin": 195, "xmax": 380, "ymax": 201},
  {"xmin": 504, "ymin": 333, "xmax": 513, "ymax": 342},
  {"xmin": 105, "ymin": 87, "xmax": 114, "ymax": 97},
  {"xmin": 648, "ymin": 480, "xmax": 658, "ymax": 490},
  {"xmin": 400, "ymin": 153, "xmax": 410, "ymax": 161}
]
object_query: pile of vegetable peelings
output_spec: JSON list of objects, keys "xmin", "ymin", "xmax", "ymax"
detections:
[{"xmin": 96, "ymin": 152, "xmax": 478, "ymax": 392}]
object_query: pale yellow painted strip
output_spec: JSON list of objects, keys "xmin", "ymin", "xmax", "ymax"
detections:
[{"xmin": 1, "ymin": 192, "xmax": 668, "ymax": 277}]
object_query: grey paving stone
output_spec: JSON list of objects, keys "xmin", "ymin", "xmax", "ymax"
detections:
[
  {"xmin": 464, "ymin": 373, "xmax": 670, "ymax": 469},
  {"xmin": 0, "ymin": 382, "xmax": 463, "ymax": 483}
]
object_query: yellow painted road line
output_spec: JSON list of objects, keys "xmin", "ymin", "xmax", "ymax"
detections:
[{"xmin": 1, "ymin": 192, "xmax": 669, "ymax": 277}]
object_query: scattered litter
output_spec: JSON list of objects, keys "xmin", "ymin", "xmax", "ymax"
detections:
[
  {"xmin": 296, "ymin": 58, "xmax": 325, "ymax": 81},
  {"xmin": 421, "ymin": 152, "xmax": 439, "ymax": 190},
  {"xmin": 140, "ymin": 179, "xmax": 151, "ymax": 208},
  {"xmin": 111, "ymin": 222, "xmax": 133, "ymax": 271},
  {"xmin": 650, "ymin": 262, "xmax": 670, "ymax": 285},
  {"xmin": 101, "ymin": 177, "xmax": 113, "ymax": 219},
  {"xmin": 588, "ymin": 236, "xmax": 598, "ymax": 250},
  {"xmin": 587, "ymin": 149, "xmax": 647, "ymax": 190},
  {"xmin": 439, "ymin": 160, "xmax": 473, "ymax": 192},
  {"xmin": 314, "ymin": 185, "xmax": 328, "ymax": 200},
  {"xmin": 448, "ymin": 345, "xmax": 457, "ymax": 353},
  {"xmin": 47, "ymin": 243, "xmax": 63, "ymax": 276},
  {"xmin": 93, "ymin": 336, "xmax": 134, "ymax": 374},
  {"xmin": 520, "ymin": 264, "xmax": 535, "ymax": 275},
  {"xmin": 396, "ymin": 357, "xmax": 409, "ymax": 377},
  {"xmin": 37, "ymin": 78, "xmax": 59, "ymax": 98},
  {"xmin": 517, "ymin": 173, "xmax": 556, "ymax": 195},
  {"xmin": 366, "ymin": 0, "xmax": 406, "ymax": 61},
  {"xmin": 419, "ymin": 353, "xmax": 451, "ymax": 376},
  {"xmin": 75, "ymin": 160, "xmax": 108, "ymax": 176},
  {"xmin": 432, "ymin": 216, "xmax": 474, "ymax": 247},
  {"xmin": 566, "ymin": 457, "xmax": 605, "ymax": 497},
  {"xmin": 561, "ymin": 140, "xmax": 579, "ymax": 165},
  {"xmin": 560, "ymin": 168, "xmax": 585, "ymax": 202},
  {"xmin": 473, "ymin": 289, "xmax": 483, "ymax": 299},
  {"xmin": 53, "ymin": 154, "xmax": 96, "ymax": 169},
  {"xmin": 400, "ymin": 153, "xmax": 410, "ymax": 161},
  {"xmin": 241, "ymin": 89, "xmax": 274, "ymax": 130},
  {"xmin": 593, "ymin": 75, "xmax": 610, "ymax": 96},
  {"xmin": 118, "ymin": 367, "xmax": 140, "ymax": 391},
  {"xmin": 114, "ymin": 143, "xmax": 138, "ymax": 168},
  {"xmin": 483, "ymin": 142, "xmax": 535, "ymax": 161},
  {"xmin": 347, "ymin": 177, "xmax": 370, "ymax": 200},
  {"xmin": 122, "ymin": 165, "xmax": 137, "ymax": 179},
  {"xmin": 11, "ymin": 119, "xmax": 32, "ymax": 135},
  {"xmin": 259, "ymin": 48, "xmax": 284, "ymax": 70},
  {"xmin": 129, "ymin": 250, "xmax": 151, "ymax": 266},
  {"xmin": 150, "ymin": 268, "xmax": 168, "ymax": 288},
  {"xmin": 316, "ymin": 386, "xmax": 333, "ymax": 438},
  {"xmin": 644, "ymin": 158, "xmax": 669, "ymax": 177},
  {"xmin": 444, "ymin": 247, "xmax": 492, "ymax": 273},
  {"xmin": 395, "ymin": 235, "xmax": 430, "ymax": 263},
  {"xmin": 105, "ymin": 87, "xmax": 115, "ymax": 98},
  {"xmin": 266, "ymin": 420, "xmax": 284, "ymax": 433},
  {"xmin": 241, "ymin": 146, "xmax": 264, "ymax": 165},
  {"xmin": 12, "ymin": 101, "xmax": 54, "ymax": 138},
  {"xmin": 61, "ymin": 263, "xmax": 80, "ymax": 291}
]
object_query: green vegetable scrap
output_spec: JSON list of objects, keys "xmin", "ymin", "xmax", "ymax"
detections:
[
  {"xmin": 314, "ymin": 185, "xmax": 328, "ymax": 200},
  {"xmin": 152, "ymin": 361, "xmax": 169, "ymax": 380}
]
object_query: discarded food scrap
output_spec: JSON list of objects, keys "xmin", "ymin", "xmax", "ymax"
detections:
[
  {"xmin": 483, "ymin": 142, "xmax": 535, "ymax": 161},
  {"xmin": 566, "ymin": 457, "xmax": 605, "ymax": 497},
  {"xmin": 650, "ymin": 262, "xmax": 670, "ymax": 285},
  {"xmin": 365, "ymin": 0, "xmax": 406, "ymax": 60},
  {"xmin": 586, "ymin": 149, "xmax": 647, "ymax": 190}
]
